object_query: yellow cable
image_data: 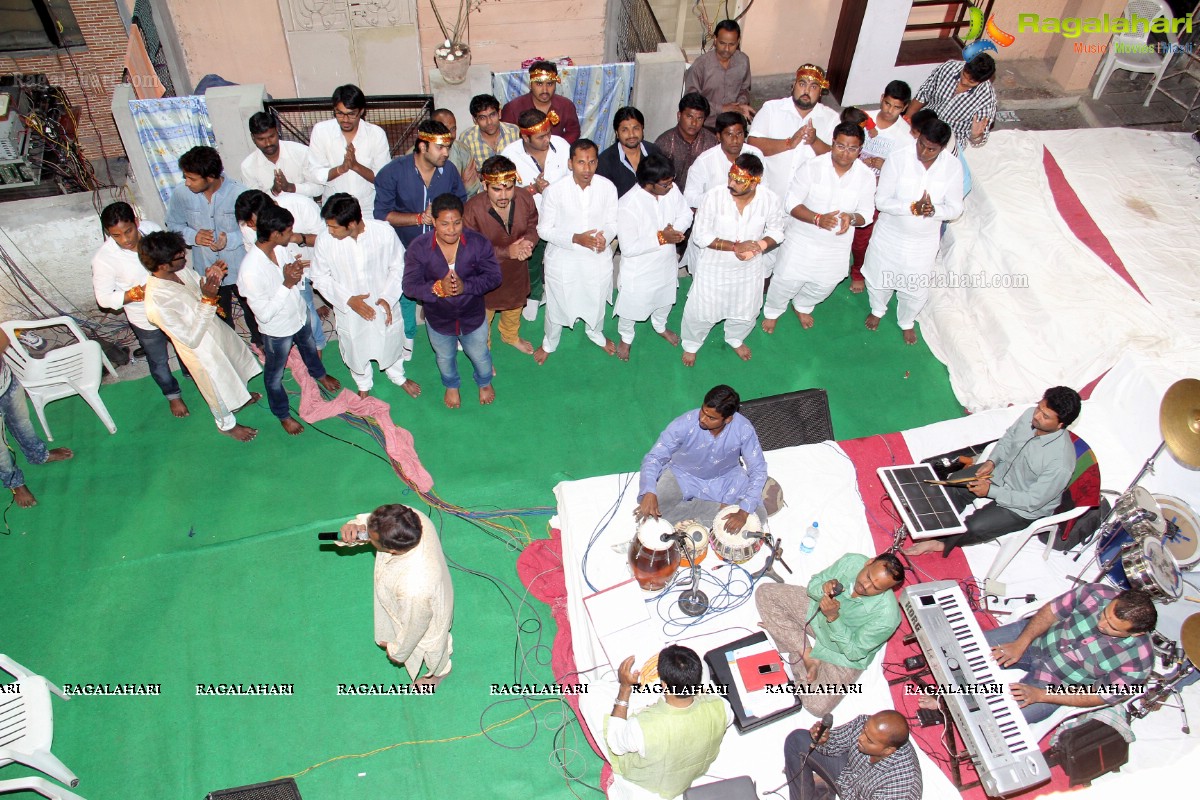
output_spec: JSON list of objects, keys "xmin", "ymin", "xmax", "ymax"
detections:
[{"xmin": 280, "ymin": 699, "xmax": 558, "ymax": 779}]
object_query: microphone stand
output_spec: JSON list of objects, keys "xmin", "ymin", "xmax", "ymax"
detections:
[{"xmin": 675, "ymin": 531, "xmax": 709, "ymax": 617}]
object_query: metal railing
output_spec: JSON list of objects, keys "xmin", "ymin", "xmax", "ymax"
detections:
[
  {"xmin": 265, "ymin": 95, "xmax": 434, "ymax": 159},
  {"xmin": 615, "ymin": 0, "xmax": 668, "ymax": 62}
]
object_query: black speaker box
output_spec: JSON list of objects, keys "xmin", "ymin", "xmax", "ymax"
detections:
[{"xmin": 738, "ymin": 388, "xmax": 834, "ymax": 451}]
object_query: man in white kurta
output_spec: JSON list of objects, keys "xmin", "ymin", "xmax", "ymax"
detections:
[
  {"xmin": 682, "ymin": 114, "xmax": 762, "ymax": 273},
  {"xmin": 311, "ymin": 193, "xmax": 420, "ymax": 398},
  {"xmin": 614, "ymin": 154, "xmax": 693, "ymax": 361},
  {"xmin": 500, "ymin": 131, "xmax": 570, "ymax": 214},
  {"xmin": 747, "ymin": 64, "xmax": 840, "ymax": 199},
  {"xmin": 680, "ymin": 154, "xmax": 785, "ymax": 365},
  {"xmin": 140, "ymin": 232, "xmax": 261, "ymax": 438},
  {"xmin": 763, "ymin": 124, "xmax": 876, "ymax": 332},
  {"xmin": 534, "ymin": 140, "xmax": 619, "ymax": 364},
  {"xmin": 305, "ymin": 86, "xmax": 391, "ymax": 212},
  {"xmin": 240, "ymin": 111, "xmax": 323, "ymax": 199},
  {"xmin": 862, "ymin": 121, "xmax": 963, "ymax": 344},
  {"xmin": 338, "ymin": 504, "xmax": 454, "ymax": 685}
]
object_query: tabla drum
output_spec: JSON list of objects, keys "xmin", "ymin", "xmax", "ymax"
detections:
[
  {"xmin": 1112, "ymin": 486, "xmax": 1166, "ymax": 536},
  {"xmin": 709, "ymin": 505, "xmax": 764, "ymax": 564},
  {"xmin": 1153, "ymin": 494, "xmax": 1200, "ymax": 570},
  {"xmin": 676, "ymin": 520, "xmax": 710, "ymax": 566},
  {"xmin": 1101, "ymin": 535, "xmax": 1183, "ymax": 602},
  {"xmin": 628, "ymin": 517, "xmax": 681, "ymax": 591}
]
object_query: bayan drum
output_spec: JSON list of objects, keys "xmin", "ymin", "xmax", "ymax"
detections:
[
  {"xmin": 1111, "ymin": 486, "xmax": 1166, "ymax": 536},
  {"xmin": 629, "ymin": 517, "xmax": 681, "ymax": 591},
  {"xmin": 1154, "ymin": 494, "xmax": 1200, "ymax": 571},
  {"xmin": 1100, "ymin": 534, "xmax": 1183, "ymax": 602},
  {"xmin": 709, "ymin": 506, "xmax": 764, "ymax": 564},
  {"xmin": 676, "ymin": 520, "xmax": 710, "ymax": 566}
]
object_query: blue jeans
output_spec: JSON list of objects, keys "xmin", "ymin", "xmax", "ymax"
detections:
[
  {"xmin": 0, "ymin": 377, "xmax": 50, "ymax": 489},
  {"xmin": 261, "ymin": 321, "xmax": 327, "ymax": 420},
  {"xmin": 427, "ymin": 323, "xmax": 492, "ymax": 390},
  {"xmin": 984, "ymin": 621, "xmax": 1057, "ymax": 723},
  {"xmin": 130, "ymin": 324, "xmax": 182, "ymax": 399},
  {"xmin": 301, "ymin": 280, "xmax": 327, "ymax": 350}
]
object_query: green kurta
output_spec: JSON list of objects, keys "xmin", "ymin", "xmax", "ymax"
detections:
[{"xmin": 805, "ymin": 553, "xmax": 900, "ymax": 670}]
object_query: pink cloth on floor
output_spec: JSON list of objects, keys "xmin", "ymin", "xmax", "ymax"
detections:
[{"xmin": 283, "ymin": 347, "xmax": 434, "ymax": 491}]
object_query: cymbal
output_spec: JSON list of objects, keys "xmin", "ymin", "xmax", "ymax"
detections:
[
  {"xmin": 1182, "ymin": 613, "xmax": 1200, "ymax": 665},
  {"xmin": 1160, "ymin": 378, "xmax": 1200, "ymax": 468}
]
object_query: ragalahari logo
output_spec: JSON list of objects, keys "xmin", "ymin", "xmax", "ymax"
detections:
[{"xmin": 962, "ymin": 4, "xmax": 1016, "ymax": 61}]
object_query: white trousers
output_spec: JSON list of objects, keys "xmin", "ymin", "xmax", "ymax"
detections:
[
  {"xmin": 348, "ymin": 359, "xmax": 408, "ymax": 391},
  {"xmin": 866, "ymin": 280, "xmax": 929, "ymax": 330},
  {"xmin": 680, "ymin": 302, "xmax": 756, "ymax": 353},
  {"xmin": 763, "ymin": 275, "xmax": 840, "ymax": 318},
  {"xmin": 542, "ymin": 317, "xmax": 607, "ymax": 353},
  {"xmin": 616, "ymin": 305, "xmax": 671, "ymax": 344}
]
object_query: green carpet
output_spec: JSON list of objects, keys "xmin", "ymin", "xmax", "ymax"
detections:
[{"xmin": 1, "ymin": 282, "xmax": 962, "ymax": 799}]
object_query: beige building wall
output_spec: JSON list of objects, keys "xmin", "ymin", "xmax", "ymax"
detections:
[
  {"xmin": 416, "ymin": 0, "xmax": 609, "ymax": 80},
  {"xmin": 738, "ymin": 0, "xmax": 841, "ymax": 78},
  {"xmin": 164, "ymin": 0, "xmax": 296, "ymax": 97}
]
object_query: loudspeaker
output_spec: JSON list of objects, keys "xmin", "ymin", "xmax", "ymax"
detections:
[
  {"xmin": 206, "ymin": 778, "xmax": 303, "ymax": 800},
  {"xmin": 738, "ymin": 389, "xmax": 834, "ymax": 451}
]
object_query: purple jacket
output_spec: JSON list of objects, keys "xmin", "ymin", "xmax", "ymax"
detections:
[{"xmin": 402, "ymin": 228, "xmax": 501, "ymax": 336}]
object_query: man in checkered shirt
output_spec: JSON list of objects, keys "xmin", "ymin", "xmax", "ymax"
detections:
[
  {"xmin": 783, "ymin": 710, "xmax": 922, "ymax": 800},
  {"xmin": 908, "ymin": 53, "xmax": 998, "ymax": 156},
  {"xmin": 984, "ymin": 584, "xmax": 1156, "ymax": 722}
]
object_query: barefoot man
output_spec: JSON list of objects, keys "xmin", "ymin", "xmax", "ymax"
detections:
[
  {"xmin": 0, "ymin": 330, "xmax": 73, "ymax": 507},
  {"xmin": 139, "ymin": 231, "xmax": 261, "ymax": 442}
]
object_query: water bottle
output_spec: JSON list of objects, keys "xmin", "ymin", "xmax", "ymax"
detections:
[{"xmin": 799, "ymin": 521, "xmax": 820, "ymax": 554}]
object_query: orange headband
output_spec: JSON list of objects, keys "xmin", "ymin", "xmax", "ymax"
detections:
[
  {"xmin": 529, "ymin": 68, "xmax": 561, "ymax": 84},
  {"xmin": 418, "ymin": 131, "xmax": 453, "ymax": 146},
  {"xmin": 481, "ymin": 169, "xmax": 519, "ymax": 186},
  {"xmin": 795, "ymin": 64, "xmax": 829, "ymax": 89},
  {"xmin": 519, "ymin": 111, "xmax": 558, "ymax": 137},
  {"xmin": 728, "ymin": 165, "xmax": 761, "ymax": 186}
]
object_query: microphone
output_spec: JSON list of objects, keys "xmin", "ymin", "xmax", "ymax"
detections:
[
  {"xmin": 810, "ymin": 713, "xmax": 834, "ymax": 750},
  {"xmin": 829, "ymin": 580, "xmax": 844, "ymax": 598},
  {"xmin": 317, "ymin": 531, "xmax": 369, "ymax": 541}
]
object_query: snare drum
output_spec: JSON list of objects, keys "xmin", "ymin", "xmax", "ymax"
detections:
[
  {"xmin": 1100, "ymin": 534, "xmax": 1183, "ymax": 602},
  {"xmin": 1112, "ymin": 486, "xmax": 1166, "ymax": 536},
  {"xmin": 709, "ymin": 506, "xmax": 764, "ymax": 564},
  {"xmin": 1154, "ymin": 494, "xmax": 1200, "ymax": 571}
]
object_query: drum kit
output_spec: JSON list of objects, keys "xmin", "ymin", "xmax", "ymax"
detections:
[
  {"xmin": 1082, "ymin": 379, "xmax": 1200, "ymax": 603},
  {"xmin": 1129, "ymin": 613, "xmax": 1200, "ymax": 733}
]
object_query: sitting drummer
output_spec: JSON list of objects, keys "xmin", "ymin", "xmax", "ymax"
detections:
[
  {"xmin": 983, "ymin": 584, "xmax": 1155, "ymax": 723},
  {"xmin": 635, "ymin": 384, "xmax": 776, "ymax": 534},
  {"xmin": 756, "ymin": 553, "xmax": 904, "ymax": 716},
  {"xmin": 605, "ymin": 645, "xmax": 732, "ymax": 799},
  {"xmin": 784, "ymin": 710, "xmax": 922, "ymax": 800},
  {"xmin": 903, "ymin": 386, "xmax": 1080, "ymax": 557}
]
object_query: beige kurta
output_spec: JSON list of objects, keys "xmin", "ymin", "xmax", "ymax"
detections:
[
  {"xmin": 364, "ymin": 510, "xmax": 454, "ymax": 680},
  {"xmin": 144, "ymin": 268, "xmax": 261, "ymax": 424}
]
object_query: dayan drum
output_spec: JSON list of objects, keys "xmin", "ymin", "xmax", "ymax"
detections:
[
  {"xmin": 676, "ymin": 520, "xmax": 710, "ymax": 566},
  {"xmin": 629, "ymin": 516, "xmax": 681, "ymax": 591},
  {"xmin": 709, "ymin": 505, "xmax": 764, "ymax": 564},
  {"xmin": 1099, "ymin": 532, "xmax": 1183, "ymax": 602},
  {"xmin": 1154, "ymin": 494, "xmax": 1200, "ymax": 571}
]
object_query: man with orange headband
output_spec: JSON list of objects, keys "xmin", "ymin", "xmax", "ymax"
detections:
[
  {"xmin": 463, "ymin": 155, "xmax": 539, "ymax": 355},
  {"xmin": 500, "ymin": 60, "xmax": 581, "ymax": 144},
  {"xmin": 748, "ymin": 64, "xmax": 840, "ymax": 198},
  {"xmin": 501, "ymin": 108, "xmax": 571, "ymax": 321},
  {"xmin": 679, "ymin": 154, "xmax": 784, "ymax": 366},
  {"xmin": 374, "ymin": 119, "xmax": 468, "ymax": 356}
]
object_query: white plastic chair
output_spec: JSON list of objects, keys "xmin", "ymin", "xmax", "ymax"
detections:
[
  {"xmin": 1092, "ymin": 0, "xmax": 1180, "ymax": 105},
  {"xmin": 0, "ymin": 654, "xmax": 80, "ymax": 790},
  {"xmin": 0, "ymin": 317, "xmax": 118, "ymax": 441},
  {"xmin": 0, "ymin": 777, "xmax": 86, "ymax": 800}
]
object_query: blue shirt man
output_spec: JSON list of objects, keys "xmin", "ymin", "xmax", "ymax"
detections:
[
  {"xmin": 636, "ymin": 384, "xmax": 768, "ymax": 534},
  {"xmin": 373, "ymin": 121, "xmax": 468, "ymax": 341}
]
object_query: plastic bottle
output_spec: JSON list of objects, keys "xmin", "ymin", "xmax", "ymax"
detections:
[{"xmin": 799, "ymin": 521, "xmax": 820, "ymax": 554}]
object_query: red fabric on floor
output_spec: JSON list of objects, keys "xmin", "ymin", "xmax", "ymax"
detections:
[{"xmin": 516, "ymin": 529, "xmax": 614, "ymax": 791}]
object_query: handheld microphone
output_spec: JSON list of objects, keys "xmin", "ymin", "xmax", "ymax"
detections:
[
  {"xmin": 810, "ymin": 713, "xmax": 834, "ymax": 750},
  {"xmin": 829, "ymin": 580, "xmax": 844, "ymax": 598},
  {"xmin": 317, "ymin": 531, "xmax": 369, "ymax": 541}
]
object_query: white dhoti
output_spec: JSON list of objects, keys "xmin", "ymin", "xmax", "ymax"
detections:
[{"xmin": 614, "ymin": 184, "xmax": 692, "ymax": 344}]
